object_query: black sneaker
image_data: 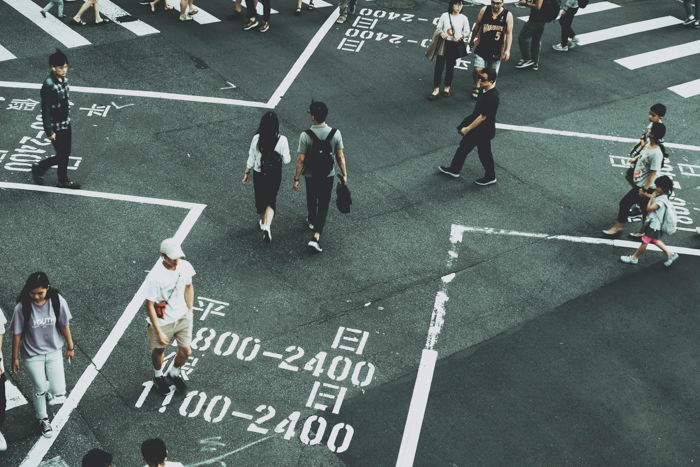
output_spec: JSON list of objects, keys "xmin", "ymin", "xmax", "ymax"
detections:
[
  {"xmin": 307, "ymin": 238, "xmax": 322, "ymax": 252},
  {"xmin": 532, "ymin": 62, "xmax": 539, "ymax": 71},
  {"xmin": 57, "ymin": 180, "xmax": 81, "ymax": 189},
  {"xmin": 438, "ymin": 165, "xmax": 460, "ymax": 178},
  {"xmin": 348, "ymin": 0, "xmax": 356, "ymax": 15},
  {"xmin": 474, "ymin": 176, "xmax": 497, "ymax": 186},
  {"xmin": 167, "ymin": 373, "xmax": 187, "ymax": 392},
  {"xmin": 39, "ymin": 418, "xmax": 53, "ymax": 438},
  {"xmin": 41, "ymin": 10, "xmax": 47, "ymax": 17},
  {"xmin": 152, "ymin": 376, "xmax": 170, "ymax": 395},
  {"xmin": 31, "ymin": 164, "xmax": 45, "ymax": 185}
]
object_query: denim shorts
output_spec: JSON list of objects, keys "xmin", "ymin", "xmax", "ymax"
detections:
[{"xmin": 473, "ymin": 53, "xmax": 502, "ymax": 72}]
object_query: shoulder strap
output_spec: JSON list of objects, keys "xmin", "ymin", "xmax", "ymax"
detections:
[
  {"xmin": 324, "ymin": 128, "xmax": 337, "ymax": 143},
  {"xmin": 305, "ymin": 129, "xmax": 320, "ymax": 144}
]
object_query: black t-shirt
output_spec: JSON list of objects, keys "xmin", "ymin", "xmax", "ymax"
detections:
[{"xmin": 469, "ymin": 88, "xmax": 499, "ymax": 139}]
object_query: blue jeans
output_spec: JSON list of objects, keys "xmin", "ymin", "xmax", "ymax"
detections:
[
  {"xmin": 683, "ymin": 0, "xmax": 699, "ymax": 19},
  {"xmin": 518, "ymin": 20, "xmax": 545, "ymax": 63},
  {"xmin": 42, "ymin": 0, "xmax": 64, "ymax": 16}
]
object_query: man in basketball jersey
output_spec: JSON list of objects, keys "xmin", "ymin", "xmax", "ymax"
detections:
[{"xmin": 468, "ymin": 0, "xmax": 513, "ymax": 99}]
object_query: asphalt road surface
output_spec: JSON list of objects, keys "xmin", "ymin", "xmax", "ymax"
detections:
[{"xmin": 0, "ymin": 0, "xmax": 699, "ymax": 465}]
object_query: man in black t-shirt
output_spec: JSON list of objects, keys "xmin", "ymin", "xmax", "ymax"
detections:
[{"xmin": 439, "ymin": 68, "xmax": 500, "ymax": 186}]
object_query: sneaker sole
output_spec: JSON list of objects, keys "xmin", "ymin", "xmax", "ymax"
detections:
[
  {"xmin": 307, "ymin": 242, "xmax": 322, "ymax": 252},
  {"xmin": 474, "ymin": 179, "xmax": 497, "ymax": 186},
  {"xmin": 438, "ymin": 166, "xmax": 460, "ymax": 178}
]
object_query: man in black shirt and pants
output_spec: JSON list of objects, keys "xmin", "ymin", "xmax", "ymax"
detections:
[{"xmin": 439, "ymin": 68, "xmax": 500, "ymax": 185}]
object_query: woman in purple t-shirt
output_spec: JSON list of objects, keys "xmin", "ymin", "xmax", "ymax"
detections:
[{"xmin": 10, "ymin": 272, "xmax": 75, "ymax": 439}]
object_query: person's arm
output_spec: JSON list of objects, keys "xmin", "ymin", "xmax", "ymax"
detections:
[
  {"xmin": 11, "ymin": 334, "xmax": 21, "ymax": 373},
  {"xmin": 519, "ymin": 0, "xmax": 543, "ymax": 9},
  {"xmin": 335, "ymin": 149, "xmax": 348, "ymax": 183},
  {"xmin": 642, "ymin": 171, "xmax": 657, "ymax": 192},
  {"xmin": 281, "ymin": 137, "xmax": 291, "ymax": 164},
  {"xmin": 437, "ymin": 14, "xmax": 449, "ymax": 39},
  {"xmin": 185, "ymin": 283, "xmax": 194, "ymax": 312},
  {"xmin": 145, "ymin": 301, "xmax": 169, "ymax": 346},
  {"xmin": 460, "ymin": 114, "xmax": 488, "ymax": 135},
  {"xmin": 0, "ymin": 332, "xmax": 4, "ymax": 375},
  {"xmin": 40, "ymin": 83, "xmax": 55, "ymax": 140},
  {"xmin": 243, "ymin": 137, "xmax": 257, "ymax": 184},
  {"xmin": 293, "ymin": 154, "xmax": 304, "ymax": 191},
  {"xmin": 469, "ymin": 7, "xmax": 485, "ymax": 46},
  {"xmin": 60, "ymin": 326, "xmax": 75, "ymax": 361},
  {"xmin": 502, "ymin": 12, "xmax": 514, "ymax": 60}
]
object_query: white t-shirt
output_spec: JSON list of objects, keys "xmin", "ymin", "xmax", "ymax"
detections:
[
  {"xmin": 143, "ymin": 462, "xmax": 184, "ymax": 467},
  {"xmin": 0, "ymin": 307, "xmax": 6, "ymax": 373},
  {"xmin": 436, "ymin": 12, "xmax": 470, "ymax": 40},
  {"xmin": 144, "ymin": 260, "xmax": 196, "ymax": 325},
  {"xmin": 246, "ymin": 134, "xmax": 291, "ymax": 172}
]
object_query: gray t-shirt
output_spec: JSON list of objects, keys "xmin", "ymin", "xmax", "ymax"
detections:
[
  {"xmin": 648, "ymin": 194, "xmax": 668, "ymax": 231},
  {"xmin": 633, "ymin": 146, "xmax": 662, "ymax": 188},
  {"xmin": 10, "ymin": 295, "xmax": 72, "ymax": 358},
  {"xmin": 297, "ymin": 124, "xmax": 344, "ymax": 178}
]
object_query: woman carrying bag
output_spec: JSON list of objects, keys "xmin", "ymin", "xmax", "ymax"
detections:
[
  {"xmin": 10, "ymin": 272, "xmax": 74, "ymax": 439},
  {"xmin": 243, "ymin": 111, "xmax": 291, "ymax": 243},
  {"xmin": 427, "ymin": 0, "xmax": 470, "ymax": 100}
]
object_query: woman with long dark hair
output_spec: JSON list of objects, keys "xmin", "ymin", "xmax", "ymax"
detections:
[
  {"xmin": 10, "ymin": 272, "xmax": 74, "ymax": 439},
  {"xmin": 428, "ymin": 0, "xmax": 470, "ymax": 100},
  {"xmin": 243, "ymin": 111, "xmax": 291, "ymax": 242}
]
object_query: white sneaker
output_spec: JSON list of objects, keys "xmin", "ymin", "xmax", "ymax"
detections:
[
  {"xmin": 48, "ymin": 394, "xmax": 66, "ymax": 406},
  {"xmin": 307, "ymin": 238, "xmax": 322, "ymax": 252},
  {"xmin": 682, "ymin": 16, "xmax": 695, "ymax": 26},
  {"xmin": 664, "ymin": 253, "xmax": 679, "ymax": 267},
  {"xmin": 39, "ymin": 418, "xmax": 53, "ymax": 438},
  {"xmin": 552, "ymin": 43, "xmax": 568, "ymax": 52},
  {"xmin": 620, "ymin": 255, "xmax": 638, "ymax": 264},
  {"xmin": 0, "ymin": 430, "xmax": 7, "ymax": 451},
  {"xmin": 262, "ymin": 225, "xmax": 271, "ymax": 243},
  {"xmin": 306, "ymin": 217, "xmax": 314, "ymax": 230},
  {"xmin": 568, "ymin": 37, "xmax": 578, "ymax": 48}
]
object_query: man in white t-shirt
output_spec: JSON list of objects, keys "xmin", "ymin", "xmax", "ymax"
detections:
[
  {"xmin": 0, "ymin": 307, "xmax": 7, "ymax": 451},
  {"xmin": 144, "ymin": 239, "xmax": 196, "ymax": 395},
  {"xmin": 141, "ymin": 438, "xmax": 184, "ymax": 467}
]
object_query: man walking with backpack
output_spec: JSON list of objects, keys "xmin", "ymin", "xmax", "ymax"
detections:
[{"xmin": 293, "ymin": 101, "xmax": 348, "ymax": 253}]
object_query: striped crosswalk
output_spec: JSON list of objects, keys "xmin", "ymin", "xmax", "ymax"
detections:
[{"xmin": 3, "ymin": 0, "xmax": 91, "ymax": 48}]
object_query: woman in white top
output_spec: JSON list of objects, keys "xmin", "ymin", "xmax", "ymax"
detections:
[
  {"xmin": 429, "ymin": 0, "xmax": 470, "ymax": 100},
  {"xmin": 243, "ymin": 111, "xmax": 291, "ymax": 242}
]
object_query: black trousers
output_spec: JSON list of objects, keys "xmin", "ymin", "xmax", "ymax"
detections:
[
  {"xmin": 559, "ymin": 8, "xmax": 578, "ymax": 46},
  {"xmin": 617, "ymin": 187, "xmax": 648, "ymax": 224},
  {"xmin": 305, "ymin": 176, "xmax": 334, "ymax": 235},
  {"xmin": 0, "ymin": 372, "xmax": 6, "ymax": 426},
  {"xmin": 37, "ymin": 127, "xmax": 71, "ymax": 183},
  {"xmin": 246, "ymin": 0, "xmax": 271, "ymax": 22},
  {"xmin": 433, "ymin": 42, "xmax": 458, "ymax": 87},
  {"xmin": 448, "ymin": 132, "xmax": 496, "ymax": 179},
  {"xmin": 253, "ymin": 168, "xmax": 282, "ymax": 214}
]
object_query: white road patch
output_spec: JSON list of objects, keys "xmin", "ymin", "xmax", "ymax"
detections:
[
  {"xmin": 576, "ymin": 16, "xmax": 683, "ymax": 45},
  {"xmin": 99, "ymin": 0, "xmax": 160, "ymax": 35},
  {"xmin": 0, "ymin": 44, "xmax": 16, "ymax": 62},
  {"xmin": 5, "ymin": 377, "xmax": 29, "ymax": 410},
  {"xmin": 2, "ymin": 0, "xmax": 91, "ymax": 48},
  {"xmin": 669, "ymin": 78, "xmax": 700, "ymax": 99},
  {"xmin": 441, "ymin": 273, "xmax": 455, "ymax": 284},
  {"xmin": 615, "ymin": 40, "xmax": 700, "ymax": 70},
  {"xmin": 184, "ymin": 436, "xmax": 274, "ymax": 466}
]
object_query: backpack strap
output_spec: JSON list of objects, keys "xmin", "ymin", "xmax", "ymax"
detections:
[
  {"xmin": 324, "ymin": 128, "xmax": 337, "ymax": 144},
  {"xmin": 304, "ymin": 129, "xmax": 320, "ymax": 145}
]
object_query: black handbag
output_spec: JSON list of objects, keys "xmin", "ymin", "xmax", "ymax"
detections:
[
  {"xmin": 336, "ymin": 175, "xmax": 351, "ymax": 214},
  {"xmin": 448, "ymin": 15, "xmax": 469, "ymax": 58}
]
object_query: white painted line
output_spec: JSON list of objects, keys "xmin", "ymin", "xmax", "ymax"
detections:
[
  {"xmin": 669, "ymin": 78, "xmax": 700, "ymax": 98},
  {"xmin": 231, "ymin": 411, "xmax": 254, "ymax": 420},
  {"xmin": 0, "ymin": 81, "xmax": 271, "ymax": 108},
  {"xmin": 185, "ymin": 436, "xmax": 273, "ymax": 467},
  {"xmin": 615, "ymin": 40, "xmax": 700, "ymax": 70},
  {"xmin": 0, "ymin": 43, "xmax": 16, "ymax": 62},
  {"xmin": 395, "ymin": 349, "xmax": 438, "ymax": 467},
  {"xmin": 267, "ymin": 7, "xmax": 340, "ymax": 107},
  {"xmin": 5, "ymin": 377, "xmax": 29, "ymax": 410},
  {"xmin": 451, "ymin": 225, "xmax": 700, "ymax": 256},
  {"xmin": 165, "ymin": 0, "xmax": 220, "ymax": 24},
  {"xmin": 517, "ymin": 1, "xmax": 619, "ymax": 20},
  {"xmin": 15, "ymin": 185, "xmax": 205, "ymax": 466},
  {"xmin": 576, "ymin": 16, "xmax": 683, "ymax": 46},
  {"xmin": 495, "ymin": 123, "xmax": 700, "ymax": 152},
  {"xmin": 99, "ymin": 0, "xmax": 160, "ymax": 36},
  {"xmin": 261, "ymin": 351, "xmax": 283, "ymax": 358},
  {"xmin": 3, "ymin": 0, "xmax": 91, "ymax": 48}
]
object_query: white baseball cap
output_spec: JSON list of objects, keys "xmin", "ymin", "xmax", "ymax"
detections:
[{"xmin": 160, "ymin": 238, "xmax": 185, "ymax": 259}]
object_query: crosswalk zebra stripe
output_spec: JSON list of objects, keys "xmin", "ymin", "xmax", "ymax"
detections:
[
  {"xmin": 615, "ymin": 39, "xmax": 700, "ymax": 70},
  {"xmin": 165, "ymin": 0, "xmax": 220, "ymax": 24},
  {"xmin": 668, "ymin": 78, "xmax": 700, "ymax": 98},
  {"xmin": 576, "ymin": 16, "xmax": 683, "ymax": 46},
  {"xmin": 518, "ymin": 1, "xmax": 620, "ymax": 20},
  {"xmin": 0, "ymin": 44, "xmax": 16, "ymax": 62},
  {"xmin": 99, "ymin": 0, "xmax": 160, "ymax": 36},
  {"xmin": 2, "ymin": 0, "xmax": 91, "ymax": 48}
]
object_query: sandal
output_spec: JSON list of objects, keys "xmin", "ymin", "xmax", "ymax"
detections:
[
  {"xmin": 188, "ymin": 8, "xmax": 199, "ymax": 14},
  {"xmin": 442, "ymin": 90, "xmax": 452, "ymax": 97},
  {"xmin": 179, "ymin": 15, "xmax": 193, "ymax": 20},
  {"xmin": 95, "ymin": 17, "xmax": 111, "ymax": 24},
  {"xmin": 70, "ymin": 18, "xmax": 86, "ymax": 25},
  {"xmin": 164, "ymin": 5, "xmax": 174, "ymax": 10}
]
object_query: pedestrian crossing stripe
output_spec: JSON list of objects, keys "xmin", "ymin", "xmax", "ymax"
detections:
[
  {"xmin": 0, "ymin": 43, "xmax": 16, "ymax": 62},
  {"xmin": 3, "ymin": 0, "xmax": 91, "ymax": 48},
  {"xmin": 100, "ymin": 0, "xmax": 160, "ymax": 36},
  {"xmin": 669, "ymin": 78, "xmax": 700, "ymax": 98},
  {"xmin": 163, "ymin": 0, "xmax": 220, "ymax": 24},
  {"xmin": 5, "ymin": 377, "xmax": 29, "ymax": 411},
  {"xmin": 576, "ymin": 16, "xmax": 683, "ymax": 46},
  {"xmin": 615, "ymin": 39, "xmax": 700, "ymax": 70},
  {"xmin": 517, "ymin": 1, "xmax": 620, "ymax": 20}
]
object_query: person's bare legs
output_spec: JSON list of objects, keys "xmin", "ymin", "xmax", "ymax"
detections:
[
  {"xmin": 73, "ymin": 0, "xmax": 92, "ymax": 22},
  {"xmin": 188, "ymin": 0, "xmax": 198, "ymax": 14},
  {"xmin": 179, "ymin": 0, "xmax": 189, "ymax": 19}
]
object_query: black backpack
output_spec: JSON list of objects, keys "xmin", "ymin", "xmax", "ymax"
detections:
[
  {"xmin": 259, "ymin": 136, "xmax": 282, "ymax": 175},
  {"xmin": 304, "ymin": 128, "xmax": 337, "ymax": 178},
  {"xmin": 22, "ymin": 290, "xmax": 61, "ymax": 335},
  {"xmin": 541, "ymin": 0, "xmax": 561, "ymax": 22},
  {"xmin": 578, "ymin": 0, "xmax": 589, "ymax": 8}
]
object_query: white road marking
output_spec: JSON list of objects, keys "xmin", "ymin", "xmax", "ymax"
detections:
[
  {"xmin": 184, "ymin": 436, "xmax": 274, "ymax": 466},
  {"xmin": 5, "ymin": 377, "xmax": 29, "ymax": 410},
  {"xmin": 267, "ymin": 7, "xmax": 340, "ymax": 107},
  {"xmin": 6, "ymin": 185, "xmax": 205, "ymax": 467},
  {"xmin": 231, "ymin": 411, "xmax": 254, "ymax": 419},
  {"xmin": 615, "ymin": 40, "xmax": 700, "ymax": 70},
  {"xmin": 165, "ymin": 0, "xmax": 220, "ymax": 24},
  {"xmin": 575, "ymin": 16, "xmax": 683, "ymax": 46},
  {"xmin": 2, "ymin": 0, "xmax": 91, "ymax": 48},
  {"xmin": 517, "ymin": 1, "xmax": 620, "ymax": 20},
  {"xmin": 99, "ymin": 0, "xmax": 160, "ymax": 36},
  {"xmin": 669, "ymin": 78, "xmax": 700, "ymax": 98},
  {"xmin": 0, "ymin": 43, "xmax": 16, "ymax": 62},
  {"xmin": 261, "ymin": 351, "xmax": 283, "ymax": 358},
  {"xmin": 0, "ymin": 81, "xmax": 271, "ymax": 108}
]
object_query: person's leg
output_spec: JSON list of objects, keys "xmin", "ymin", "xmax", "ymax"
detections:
[
  {"xmin": 151, "ymin": 348, "xmax": 165, "ymax": 371},
  {"xmin": 45, "ymin": 350, "xmax": 66, "ymax": 399},
  {"xmin": 0, "ymin": 373, "xmax": 6, "ymax": 427},
  {"xmin": 43, "ymin": 1, "xmax": 53, "ymax": 13},
  {"xmin": 433, "ymin": 55, "xmax": 446, "ymax": 92},
  {"xmin": 567, "ymin": 8, "xmax": 578, "ymax": 40},
  {"xmin": 73, "ymin": 0, "xmax": 92, "ymax": 21},
  {"xmin": 616, "ymin": 187, "xmax": 639, "ymax": 224},
  {"xmin": 476, "ymin": 138, "xmax": 496, "ymax": 180},
  {"xmin": 312, "ymin": 176, "xmax": 334, "ymax": 238},
  {"xmin": 57, "ymin": 0, "xmax": 64, "ymax": 16},
  {"xmin": 188, "ymin": 0, "xmax": 198, "ymax": 13},
  {"xmin": 179, "ymin": 0, "xmax": 188, "ymax": 19},
  {"xmin": 448, "ymin": 134, "xmax": 478, "ymax": 173},
  {"xmin": 443, "ymin": 55, "xmax": 457, "ymax": 92},
  {"xmin": 245, "ymin": 0, "xmax": 256, "ymax": 20},
  {"xmin": 55, "ymin": 128, "xmax": 71, "ymax": 184},
  {"xmin": 262, "ymin": 0, "xmax": 270, "ymax": 23},
  {"xmin": 683, "ymin": 0, "xmax": 694, "ymax": 18},
  {"xmin": 337, "ymin": 0, "xmax": 350, "ymax": 17},
  {"xmin": 654, "ymin": 240, "xmax": 672, "ymax": 257},
  {"xmin": 174, "ymin": 346, "xmax": 191, "ymax": 368},
  {"xmin": 518, "ymin": 21, "xmax": 535, "ymax": 60},
  {"xmin": 92, "ymin": 0, "xmax": 103, "ymax": 22},
  {"xmin": 558, "ymin": 11, "xmax": 570, "ymax": 46},
  {"xmin": 530, "ymin": 21, "xmax": 545, "ymax": 64},
  {"xmin": 630, "ymin": 243, "xmax": 647, "ymax": 260},
  {"xmin": 23, "ymin": 355, "xmax": 50, "ymax": 420},
  {"xmin": 305, "ymin": 177, "xmax": 318, "ymax": 226}
]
